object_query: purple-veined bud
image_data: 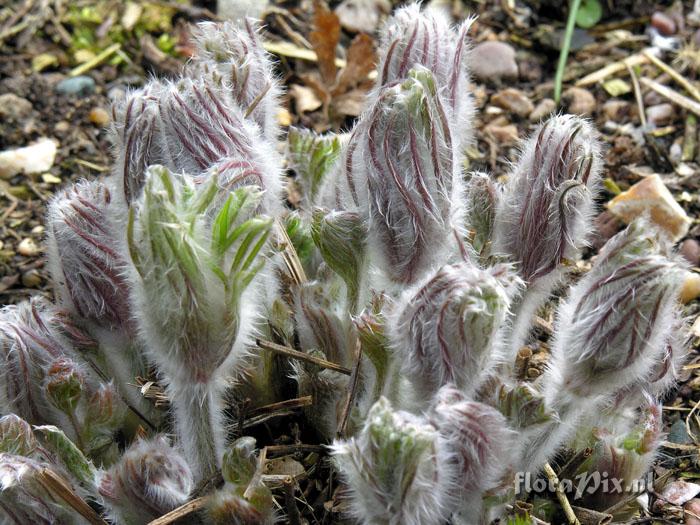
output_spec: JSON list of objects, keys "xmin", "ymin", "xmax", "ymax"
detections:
[
  {"xmin": 431, "ymin": 386, "xmax": 515, "ymax": 521},
  {"xmin": 463, "ymin": 171, "xmax": 501, "ymax": 258},
  {"xmin": 492, "ymin": 114, "xmax": 603, "ymax": 352},
  {"xmin": 345, "ymin": 67, "xmax": 461, "ymax": 285},
  {"xmin": 388, "ymin": 262, "xmax": 518, "ymax": 403},
  {"xmin": 0, "ymin": 414, "xmax": 36, "ymax": 456},
  {"xmin": 111, "ymin": 77, "xmax": 283, "ymax": 211},
  {"xmin": 190, "ymin": 19, "xmax": 282, "ymax": 143},
  {"xmin": 545, "ymin": 220, "xmax": 687, "ymax": 405},
  {"xmin": 375, "ymin": 3, "xmax": 474, "ymax": 143},
  {"xmin": 128, "ymin": 166, "xmax": 272, "ymax": 480},
  {"xmin": 287, "ymin": 127, "xmax": 343, "ymax": 208},
  {"xmin": 43, "ymin": 358, "xmax": 85, "ymax": 415},
  {"xmin": 311, "ymin": 209, "xmax": 368, "ymax": 313},
  {"xmin": 46, "ymin": 180, "xmax": 133, "ymax": 333},
  {"xmin": 99, "ymin": 436, "xmax": 193, "ymax": 524},
  {"xmin": 0, "ymin": 453, "xmax": 85, "ymax": 524},
  {"xmin": 331, "ymin": 397, "xmax": 451, "ymax": 525}
]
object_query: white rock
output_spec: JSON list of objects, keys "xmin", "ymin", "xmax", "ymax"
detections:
[
  {"xmin": 217, "ymin": 0, "xmax": 268, "ymax": 20},
  {"xmin": 17, "ymin": 238, "xmax": 40, "ymax": 257},
  {"xmin": 0, "ymin": 138, "xmax": 57, "ymax": 179},
  {"xmin": 607, "ymin": 174, "xmax": 691, "ymax": 242}
]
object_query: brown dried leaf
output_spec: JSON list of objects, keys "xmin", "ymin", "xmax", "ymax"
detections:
[
  {"xmin": 309, "ymin": 1, "xmax": 341, "ymax": 86},
  {"xmin": 333, "ymin": 33, "xmax": 376, "ymax": 96}
]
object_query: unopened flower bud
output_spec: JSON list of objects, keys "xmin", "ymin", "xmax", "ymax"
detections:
[
  {"xmin": 221, "ymin": 436, "xmax": 257, "ymax": 487},
  {"xmin": 464, "ymin": 171, "xmax": 501, "ymax": 257},
  {"xmin": 331, "ymin": 397, "xmax": 450, "ymax": 525},
  {"xmin": 375, "ymin": 4, "xmax": 474, "ymax": 142},
  {"xmin": 493, "ymin": 115, "xmax": 602, "ymax": 283},
  {"xmin": 0, "ymin": 414, "xmax": 36, "ymax": 456},
  {"xmin": 99, "ymin": 436, "xmax": 193, "ymax": 524},
  {"xmin": 205, "ymin": 483, "xmax": 274, "ymax": 525},
  {"xmin": 44, "ymin": 358, "xmax": 85, "ymax": 414},
  {"xmin": 287, "ymin": 127, "xmax": 342, "ymax": 208},
  {"xmin": 46, "ymin": 180, "xmax": 132, "ymax": 332},
  {"xmin": 311, "ymin": 209, "xmax": 368, "ymax": 312},
  {"xmin": 431, "ymin": 386, "xmax": 514, "ymax": 519},
  {"xmin": 346, "ymin": 68, "xmax": 460, "ymax": 285},
  {"xmin": 388, "ymin": 262, "xmax": 516, "ymax": 401},
  {"xmin": 546, "ymin": 220, "xmax": 687, "ymax": 404},
  {"xmin": 33, "ymin": 425, "xmax": 96, "ymax": 489},
  {"xmin": 191, "ymin": 20, "xmax": 282, "ymax": 142}
]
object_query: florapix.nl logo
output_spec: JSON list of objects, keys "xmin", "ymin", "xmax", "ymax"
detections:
[{"xmin": 515, "ymin": 471, "xmax": 654, "ymax": 500}]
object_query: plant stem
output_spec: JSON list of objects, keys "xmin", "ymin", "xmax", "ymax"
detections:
[{"xmin": 554, "ymin": 0, "xmax": 583, "ymax": 103}]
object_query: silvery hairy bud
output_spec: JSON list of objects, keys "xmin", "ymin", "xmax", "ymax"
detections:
[
  {"xmin": 46, "ymin": 180, "xmax": 131, "ymax": 332},
  {"xmin": 112, "ymin": 77, "xmax": 283, "ymax": 211},
  {"xmin": 0, "ymin": 414, "xmax": 36, "ymax": 456},
  {"xmin": 375, "ymin": 3, "xmax": 474, "ymax": 143},
  {"xmin": 287, "ymin": 128, "xmax": 343, "ymax": 209},
  {"xmin": 128, "ymin": 166, "xmax": 272, "ymax": 480},
  {"xmin": 388, "ymin": 262, "xmax": 518, "ymax": 404},
  {"xmin": 492, "ymin": 115, "xmax": 602, "ymax": 351},
  {"xmin": 43, "ymin": 358, "xmax": 85, "ymax": 415},
  {"xmin": 431, "ymin": 386, "xmax": 515, "ymax": 523},
  {"xmin": 191, "ymin": 20, "xmax": 282, "ymax": 142},
  {"xmin": 331, "ymin": 397, "xmax": 450, "ymax": 525},
  {"xmin": 545, "ymin": 220, "xmax": 687, "ymax": 406},
  {"xmin": 0, "ymin": 453, "xmax": 85, "ymax": 524},
  {"xmin": 205, "ymin": 484, "xmax": 274, "ymax": 525},
  {"xmin": 99, "ymin": 436, "xmax": 193, "ymax": 524},
  {"xmin": 463, "ymin": 172, "xmax": 501, "ymax": 258},
  {"xmin": 345, "ymin": 68, "xmax": 461, "ymax": 285},
  {"xmin": 33, "ymin": 425, "xmax": 97, "ymax": 491},
  {"xmin": 311, "ymin": 209, "xmax": 368, "ymax": 312}
]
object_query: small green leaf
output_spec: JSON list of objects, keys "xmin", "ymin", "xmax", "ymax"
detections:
[
  {"xmin": 575, "ymin": 0, "xmax": 603, "ymax": 29},
  {"xmin": 602, "ymin": 78, "xmax": 631, "ymax": 97},
  {"xmin": 34, "ymin": 425, "xmax": 96, "ymax": 488}
]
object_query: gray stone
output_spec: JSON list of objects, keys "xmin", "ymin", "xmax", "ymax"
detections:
[
  {"xmin": 470, "ymin": 41, "xmax": 518, "ymax": 82},
  {"xmin": 56, "ymin": 75, "xmax": 96, "ymax": 97}
]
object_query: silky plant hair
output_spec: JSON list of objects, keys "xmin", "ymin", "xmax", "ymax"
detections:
[{"xmin": 0, "ymin": 4, "xmax": 692, "ymax": 524}]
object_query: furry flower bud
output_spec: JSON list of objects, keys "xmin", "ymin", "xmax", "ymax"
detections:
[
  {"xmin": 332, "ymin": 397, "xmax": 450, "ymax": 525},
  {"xmin": 464, "ymin": 172, "xmax": 501, "ymax": 258},
  {"xmin": 128, "ymin": 166, "xmax": 271, "ymax": 480},
  {"xmin": 346, "ymin": 68, "xmax": 460, "ymax": 285},
  {"xmin": 221, "ymin": 436, "xmax": 257, "ymax": 487},
  {"xmin": 0, "ymin": 414, "xmax": 36, "ymax": 456},
  {"xmin": 205, "ymin": 484, "xmax": 274, "ymax": 525},
  {"xmin": 43, "ymin": 358, "xmax": 84, "ymax": 414},
  {"xmin": 0, "ymin": 454, "xmax": 85, "ymax": 523},
  {"xmin": 431, "ymin": 386, "xmax": 514, "ymax": 520},
  {"xmin": 99, "ymin": 436, "xmax": 193, "ymax": 524},
  {"xmin": 190, "ymin": 20, "xmax": 282, "ymax": 142},
  {"xmin": 311, "ymin": 209, "xmax": 368, "ymax": 312},
  {"xmin": 388, "ymin": 262, "xmax": 516, "ymax": 402},
  {"xmin": 287, "ymin": 128, "xmax": 343, "ymax": 208},
  {"xmin": 46, "ymin": 180, "xmax": 132, "ymax": 332},
  {"xmin": 493, "ymin": 115, "xmax": 602, "ymax": 283},
  {"xmin": 546, "ymin": 220, "xmax": 687, "ymax": 404},
  {"xmin": 375, "ymin": 3, "xmax": 474, "ymax": 141},
  {"xmin": 112, "ymin": 77, "xmax": 283, "ymax": 210}
]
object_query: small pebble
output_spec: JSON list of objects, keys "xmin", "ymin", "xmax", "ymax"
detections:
[
  {"xmin": 681, "ymin": 239, "xmax": 700, "ymax": 266},
  {"xmin": 89, "ymin": 107, "xmax": 110, "ymax": 126},
  {"xmin": 562, "ymin": 87, "xmax": 596, "ymax": 116},
  {"xmin": 529, "ymin": 98, "xmax": 556, "ymax": 122},
  {"xmin": 54, "ymin": 121, "xmax": 70, "ymax": 134},
  {"xmin": 646, "ymin": 103, "xmax": 675, "ymax": 127},
  {"xmin": 484, "ymin": 122, "xmax": 519, "ymax": 143},
  {"xmin": 681, "ymin": 272, "xmax": 700, "ymax": 303},
  {"xmin": 602, "ymin": 99, "xmax": 630, "ymax": 121},
  {"xmin": 56, "ymin": 75, "xmax": 96, "ymax": 97},
  {"xmin": 17, "ymin": 238, "xmax": 39, "ymax": 257},
  {"xmin": 651, "ymin": 11, "xmax": 676, "ymax": 36},
  {"xmin": 0, "ymin": 93, "xmax": 32, "ymax": 121},
  {"xmin": 491, "ymin": 88, "xmax": 534, "ymax": 118},
  {"xmin": 335, "ymin": 0, "xmax": 389, "ymax": 33},
  {"xmin": 0, "ymin": 138, "xmax": 58, "ymax": 179},
  {"xmin": 31, "ymin": 225, "xmax": 44, "ymax": 235},
  {"xmin": 21, "ymin": 269, "xmax": 42, "ymax": 288},
  {"xmin": 470, "ymin": 41, "xmax": 519, "ymax": 82}
]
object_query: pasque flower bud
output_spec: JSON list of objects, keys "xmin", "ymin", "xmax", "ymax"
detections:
[
  {"xmin": 332, "ymin": 397, "xmax": 451, "ymax": 525},
  {"xmin": 375, "ymin": 3, "xmax": 474, "ymax": 143},
  {"xmin": 128, "ymin": 166, "xmax": 272, "ymax": 480},
  {"xmin": 99, "ymin": 436, "xmax": 193, "ymax": 524},
  {"xmin": 46, "ymin": 180, "xmax": 132, "ymax": 332},
  {"xmin": 311, "ymin": 209, "xmax": 368, "ymax": 312},
  {"xmin": 287, "ymin": 128, "xmax": 342, "ymax": 208},
  {"xmin": 388, "ymin": 262, "xmax": 517, "ymax": 403},
  {"xmin": 463, "ymin": 172, "xmax": 501, "ymax": 258},
  {"xmin": 492, "ymin": 115, "xmax": 602, "ymax": 352},
  {"xmin": 345, "ymin": 68, "xmax": 461, "ymax": 285},
  {"xmin": 0, "ymin": 414, "xmax": 36, "ymax": 456},
  {"xmin": 190, "ymin": 20, "xmax": 282, "ymax": 143},
  {"xmin": 546, "ymin": 220, "xmax": 686, "ymax": 403},
  {"xmin": 43, "ymin": 358, "xmax": 85, "ymax": 415},
  {"xmin": 431, "ymin": 386, "xmax": 514, "ymax": 522}
]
